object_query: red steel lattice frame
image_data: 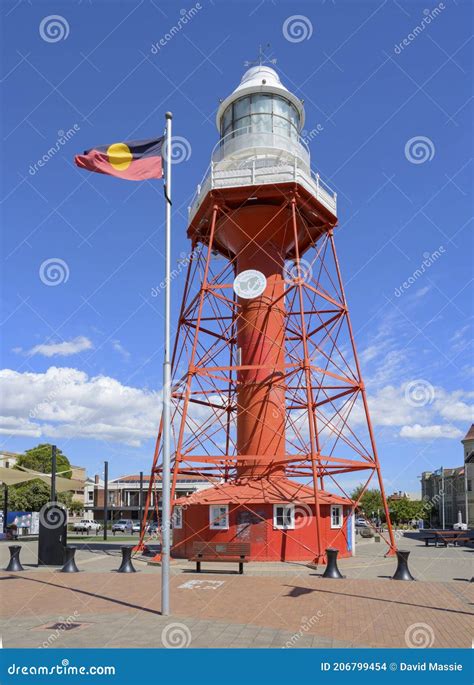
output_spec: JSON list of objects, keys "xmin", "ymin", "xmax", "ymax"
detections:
[{"xmin": 137, "ymin": 183, "xmax": 397, "ymax": 561}]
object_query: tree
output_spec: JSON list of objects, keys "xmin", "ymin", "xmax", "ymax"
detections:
[
  {"xmin": 16, "ymin": 444, "xmax": 72, "ymax": 479},
  {"xmin": 350, "ymin": 484, "xmax": 383, "ymax": 520},
  {"xmin": 388, "ymin": 498, "xmax": 426, "ymax": 525},
  {"xmin": 7, "ymin": 444, "xmax": 73, "ymax": 512}
]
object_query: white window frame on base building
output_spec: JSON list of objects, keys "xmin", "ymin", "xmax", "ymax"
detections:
[
  {"xmin": 273, "ymin": 504, "xmax": 295, "ymax": 530},
  {"xmin": 330, "ymin": 504, "xmax": 343, "ymax": 529},
  {"xmin": 209, "ymin": 504, "xmax": 229, "ymax": 530}
]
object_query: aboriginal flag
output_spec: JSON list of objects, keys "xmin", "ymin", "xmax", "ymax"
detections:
[{"xmin": 74, "ymin": 137, "xmax": 164, "ymax": 181}]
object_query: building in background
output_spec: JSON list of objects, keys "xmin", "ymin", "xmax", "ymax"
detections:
[
  {"xmin": 387, "ymin": 491, "xmax": 419, "ymax": 501},
  {"xmin": 420, "ymin": 424, "xmax": 474, "ymax": 528},
  {"xmin": 0, "ymin": 451, "xmax": 20, "ymax": 468},
  {"xmin": 68, "ymin": 464, "xmax": 87, "ymax": 519},
  {"xmin": 85, "ymin": 473, "xmax": 212, "ymax": 524}
]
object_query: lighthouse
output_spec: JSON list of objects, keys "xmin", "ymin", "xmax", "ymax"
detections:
[{"xmin": 141, "ymin": 64, "xmax": 396, "ymax": 562}]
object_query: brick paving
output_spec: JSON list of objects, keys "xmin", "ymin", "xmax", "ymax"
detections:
[{"xmin": 1, "ymin": 535, "xmax": 473, "ymax": 649}]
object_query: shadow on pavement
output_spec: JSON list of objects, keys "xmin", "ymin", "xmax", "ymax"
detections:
[
  {"xmin": 281, "ymin": 583, "xmax": 474, "ymax": 616},
  {"xmin": 2, "ymin": 573, "xmax": 163, "ymax": 616}
]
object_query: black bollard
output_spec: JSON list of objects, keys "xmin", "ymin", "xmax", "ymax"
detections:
[
  {"xmin": 322, "ymin": 547, "xmax": 344, "ymax": 579},
  {"xmin": 5, "ymin": 545, "xmax": 24, "ymax": 572},
  {"xmin": 61, "ymin": 546, "xmax": 79, "ymax": 573},
  {"xmin": 117, "ymin": 546, "xmax": 136, "ymax": 573},
  {"xmin": 392, "ymin": 549, "xmax": 416, "ymax": 581}
]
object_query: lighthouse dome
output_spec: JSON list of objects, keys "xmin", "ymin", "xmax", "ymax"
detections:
[
  {"xmin": 216, "ymin": 65, "xmax": 305, "ymax": 133},
  {"xmin": 235, "ymin": 65, "xmax": 284, "ymax": 91}
]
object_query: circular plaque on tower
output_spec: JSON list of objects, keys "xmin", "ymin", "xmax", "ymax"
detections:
[{"xmin": 233, "ymin": 270, "xmax": 267, "ymax": 299}]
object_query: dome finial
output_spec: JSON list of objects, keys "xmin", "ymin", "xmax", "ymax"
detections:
[{"xmin": 243, "ymin": 43, "xmax": 277, "ymax": 68}]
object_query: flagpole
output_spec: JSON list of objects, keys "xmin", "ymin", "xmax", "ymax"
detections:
[{"xmin": 162, "ymin": 111, "xmax": 172, "ymax": 616}]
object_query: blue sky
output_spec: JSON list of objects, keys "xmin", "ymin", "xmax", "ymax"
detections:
[{"xmin": 1, "ymin": 0, "xmax": 472, "ymax": 494}]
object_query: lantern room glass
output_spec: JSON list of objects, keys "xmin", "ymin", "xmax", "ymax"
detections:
[{"xmin": 221, "ymin": 94, "xmax": 300, "ymax": 141}]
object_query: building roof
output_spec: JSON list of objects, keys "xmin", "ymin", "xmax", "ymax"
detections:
[
  {"xmin": 443, "ymin": 467, "xmax": 463, "ymax": 477},
  {"xmin": 175, "ymin": 477, "xmax": 351, "ymax": 506},
  {"xmin": 111, "ymin": 474, "xmax": 212, "ymax": 484},
  {"xmin": 462, "ymin": 424, "xmax": 474, "ymax": 442}
]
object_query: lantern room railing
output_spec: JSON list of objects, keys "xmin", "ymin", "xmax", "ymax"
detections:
[{"xmin": 187, "ymin": 124, "xmax": 337, "ymax": 220}]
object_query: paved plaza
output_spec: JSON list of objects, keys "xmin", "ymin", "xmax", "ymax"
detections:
[{"xmin": 1, "ymin": 534, "xmax": 472, "ymax": 649}]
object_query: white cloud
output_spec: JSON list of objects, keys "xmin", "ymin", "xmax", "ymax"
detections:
[
  {"xmin": 0, "ymin": 363, "xmax": 470, "ymax": 449},
  {"xmin": 415, "ymin": 285, "xmax": 430, "ymax": 298},
  {"xmin": 365, "ymin": 384, "xmax": 431, "ymax": 427},
  {"xmin": 450, "ymin": 325, "xmax": 472, "ymax": 355},
  {"xmin": 20, "ymin": 336, "xmax": 93, "ymax": 358},
  {"xmin": 112, "ymin": 340, "xmax": 130, "ymax": 360},
  {"xmin": 437, "ymin": 399, "xmax": 473, "ymax": 423},
  {"xmin": 399, "ymin": 424, "xmax": 463, "ymax": 440},
  {"xmin": 0, "ymin": 416, "xmax": 42, "ymax": 438},
  {"xmin": 360, "ymin": 383, "xmax": 472, "ymax": 439},
  {"xmin": 0, "ymin": 367, "xmax": 159, "ymax": 447}
]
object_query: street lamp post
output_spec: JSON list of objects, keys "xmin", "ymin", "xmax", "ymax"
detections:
[
  {"xmin": 51, "ymin": 444, "xmax": 57, "ymax": 503},
  {"xmin": 139, "ymin": 471, "xmax": 144, "ymax": 536},
  {"xmin": 103, "ymin": 461, "xmax": 109, "ymax": 541}
]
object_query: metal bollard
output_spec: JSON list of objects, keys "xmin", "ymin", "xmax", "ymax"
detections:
[
  {"xmin": 392, "ymin": 549, "xmax": 416, "ymax": 581},
  {"xmin": 61, "ymin": 546, "xmax": 80, "ymax": 573},
  {"xmin": 5, "ymin": 545, "xmax": 24, "ymax": 572},
  {"xmin": 116, "ymin": 546, "xmax": 136, "ymax": 573},
  {"xmin": 322, "ymin": 547, "xmax": 344, "ymax": 579}
]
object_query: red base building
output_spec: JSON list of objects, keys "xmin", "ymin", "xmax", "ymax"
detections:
[{"xmin": 172, "ymin": 478, "xmax": 354, "ymax": 561}]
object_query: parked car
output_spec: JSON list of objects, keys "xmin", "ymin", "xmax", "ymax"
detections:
[
  {"xmin": 111, "ymin": 519, "xmax": 133, "ymax": 534},
  {"xmin": 355, "ymin": 517, "xmax": 368, "ymax": 527},
  {"xmin": 132, "ymin": 521, "xmax": 141, "ymax": 533},
  {"xmin": 73, "ymin": 519, "xmax": 102, "ymax": 533}
]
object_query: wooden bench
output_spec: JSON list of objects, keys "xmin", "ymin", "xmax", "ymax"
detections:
[
  {"xmin": 423, "ymin": 531, "xmax": 471, "ymax": 547},
  {"xmin": 189, "ymin": 542, "xmax": 250, "ymax": 575},
  {"xmin": 434, "ymin": 532, "xmax": 470, "ymax": 547}
]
